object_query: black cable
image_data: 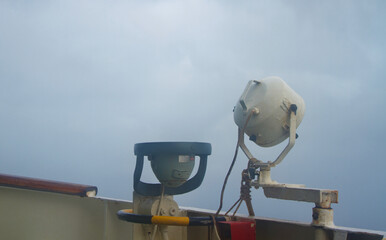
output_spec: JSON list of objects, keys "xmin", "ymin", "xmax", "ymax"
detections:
[
  {"xmin": 215, "ymin": 110, "xmax": 255, "ymax": 216},
  {"xmin": 215, "ymin": 137, "xmax": 240, "ymax": 216}
]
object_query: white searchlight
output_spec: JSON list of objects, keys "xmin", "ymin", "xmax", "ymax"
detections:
[
  {"xmin": 226, "ymin": 76, "xmax": 338, "ymax": 227},
  {"xmin": 234, "ymin": 76, "xmax": 305, "ymax": 148},
  {"xmin": 233, "ymin": 76, "xmax": 305, "ymax": 185}
]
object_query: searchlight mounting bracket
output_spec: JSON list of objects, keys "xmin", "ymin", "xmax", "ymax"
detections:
[{"xmin": 238, "ymin": 104, "xmax": 338, "ymax": 227}]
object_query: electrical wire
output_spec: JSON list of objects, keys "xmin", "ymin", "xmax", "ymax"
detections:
[
  {"xmin": 215, "ymin": 110, "xmax": 255, "ymax": 216},
  {"xmin": 210, "ymin": 215, "xmax": 221, "ymax": 240},
  {"xmin": 150, "ymin": 185, "xmax": 165, "ymax": 240},
  {"xmin": 215, "ymin": 133, "xmax": 241, "ymax": 216}
]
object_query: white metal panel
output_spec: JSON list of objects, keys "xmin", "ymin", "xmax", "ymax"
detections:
[{"xmin": 0, "ymin": 186, "xmax": 133, "ymax": 240}]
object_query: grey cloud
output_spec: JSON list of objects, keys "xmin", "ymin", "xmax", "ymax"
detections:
[{"xmin": 0, "ymin": 0, "xmax": 385, "ymax": 231}]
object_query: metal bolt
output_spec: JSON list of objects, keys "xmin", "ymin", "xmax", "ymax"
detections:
[
  {"xmin": 169, "ymin": 208, "xmax": 176, "ymax": 216},
  {"xmin": 160, "ymin": 209, "xmax": 166, "ymax": 215}
]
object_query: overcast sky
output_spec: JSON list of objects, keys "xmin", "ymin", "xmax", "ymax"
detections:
[{"xmin": 0, "ymin": 0, "xmax": 385, "ymax": 231}]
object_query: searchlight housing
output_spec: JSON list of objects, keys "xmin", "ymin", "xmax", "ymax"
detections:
[
  {"xmin": 230, "ymin": 76, "xmax": 338, "ymax": 227},
  {"xmin": 234, "ymin": 76, "xmax": 305, "ymax": 148}
]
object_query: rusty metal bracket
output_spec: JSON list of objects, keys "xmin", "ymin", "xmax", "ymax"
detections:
[
  {"xmin": 263, "ymin": 185, "xmax": 338, "ymax": 227},
  {"xmin": 263, "ymin": 186, "xmax": 338, "ymax": 208}
]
